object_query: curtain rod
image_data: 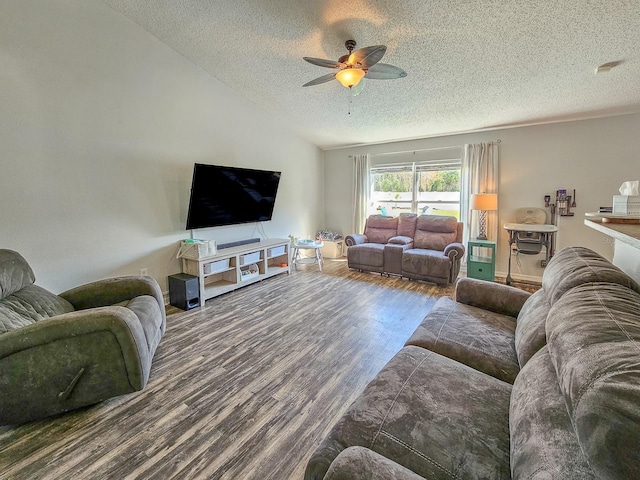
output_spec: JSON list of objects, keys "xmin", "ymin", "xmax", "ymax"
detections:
[{"xmin": 348, "ymin": 140, "xmax": 501, "ymax": 158}]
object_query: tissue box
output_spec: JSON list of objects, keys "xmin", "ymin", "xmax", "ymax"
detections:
[{"xmin": 613, "ymin": 195, "xmax": 640, "ymax": 215}]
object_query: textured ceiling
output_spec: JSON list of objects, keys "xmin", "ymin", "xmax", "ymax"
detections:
[{"xmin": 103, "ymin": 0, "xmax": 640, "ymax": 149}]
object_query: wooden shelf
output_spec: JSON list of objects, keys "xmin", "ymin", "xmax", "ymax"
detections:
[
  {"xmin": 203, "ymin": 266, "xmax": 235, "ymax": 278},
  {"xmin": 469, "ymin": 255, "xmax": 493, "ymax": 264},
  {"xmin": 180, "ymin": 238, "xmax": 290, "ymax": 306}
]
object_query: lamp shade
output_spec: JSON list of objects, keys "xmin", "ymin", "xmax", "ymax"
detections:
[
  {"xmin": 335, "ymin": 68, "xmax": 365, "ymax": 88},
  {"xmin": 470, "ymin": 193, "xmax": 498, "ymax": 211}
]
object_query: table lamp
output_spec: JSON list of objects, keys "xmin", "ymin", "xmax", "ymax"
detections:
[{"xmin": 470, "ymin": 193, "xmax": 498, "ymax": 240}]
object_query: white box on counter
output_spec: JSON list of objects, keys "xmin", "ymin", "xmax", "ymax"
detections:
[
  {"xmin": 203, "ymin": 258, "xmax": 230, "ymax": 274},
  {"xmin": 239, "ymin": 251, "xmax": 261, "ymax": 265},
  {"xmin": 613, "ymin": 195, "xmax": 640, "ymax": 215},
  {"xmin": 267, "ymin": 245, "xmax": 286, "ymax": 257}
]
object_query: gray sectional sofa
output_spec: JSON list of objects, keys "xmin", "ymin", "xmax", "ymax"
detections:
[
  {"xmin": 0, "ymin": 249, "xmax": 166, "ymax": 425},
  {"xmin": 345, "ymin": 214, "xmax": 465, "ymax": 285},
  {"xmin": 305, "ymin": 246, "xmax": 640, "ymax": 479}
]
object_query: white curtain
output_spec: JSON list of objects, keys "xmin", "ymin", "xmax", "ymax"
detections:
[
  {"xmin": 461, "ymin": 143, "xmax": 499, "ymax": 247},
  {"xmin": 352, "ymin": 154, "xmax": 371, "ymax": 233}
]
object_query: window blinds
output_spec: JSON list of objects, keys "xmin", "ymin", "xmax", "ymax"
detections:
[{"xmin": 371, "ymin": 159, "xmax": 461, "ymax": 175}]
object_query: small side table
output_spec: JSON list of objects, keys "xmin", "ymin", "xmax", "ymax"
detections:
[
  {"xmin": 292, "ymin": 240, "xmax": 324, "ymax": 271},
  {"xmin": 467, "ymin": 240, "xmax": 496, "ymax": 282}
]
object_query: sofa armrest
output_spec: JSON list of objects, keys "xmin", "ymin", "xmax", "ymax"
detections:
[
  {"xmin": 60, "ymin": 276, "xmax": 165, "ymax": 322},
  {"xmin": 322, "ymin": 446, "xmax": 425, "ymax": 480},
  {"xmin": 455, "ymin": 277, "xmax": 531, "ymax": 318},
  {"xmin": 0, "ymin": 306, "xmax": 148, "ymax": 388},
  {"xmin": 345, "ymin": 234, "xmax": 367, "ymax": 246},
  {"xmin": 444, "ymin": 242, "xmax": 465, "ymax": 260},
  {"xmin": 0, "ymin": 306, "xmax": 156, "ymax": 424},
  {"xmin": 388, "ymin": 235, "xmax": 413, "ymax": 246}
]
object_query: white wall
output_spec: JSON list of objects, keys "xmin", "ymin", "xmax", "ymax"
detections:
[
  {"xmin": 0, "ymin": 0, "xmax": 323, "ymax": 293},
  {"xmin": 323, "ymin": 113, "xmax": 640, "ymax": 281}
]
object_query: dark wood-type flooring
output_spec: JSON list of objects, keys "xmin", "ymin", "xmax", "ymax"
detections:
[{"xmin": 0, "ymin": 259, "xmax": 457, "ymax": 479}]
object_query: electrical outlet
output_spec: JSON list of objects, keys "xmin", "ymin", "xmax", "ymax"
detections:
[{"xmin": 140, "ymin": 268, "xmax": 148, "ymax": 276}]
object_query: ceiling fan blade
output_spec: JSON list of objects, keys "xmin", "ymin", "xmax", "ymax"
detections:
[
  {"xmin": 348, "ymin": 45, "xmax": 386, "ymax": 68},
  {"xmin": 351, "ymin": 79, "xmax": 366, "ymax": 97},
  {"xmin": 303, "ymin": 72, "xmax": 337, "ymax": 87},
  {"xmin": 365, "ymin": 63, "xmax": 407, "ymax": 80},
  {"xmin": 303, "ymin": 57, "xmax": 345, "ymax": 69}
]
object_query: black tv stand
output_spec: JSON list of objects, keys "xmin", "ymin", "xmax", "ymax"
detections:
[{"xmin": 218, "ymin": 238, "xmax": 261, "ymax": 250}]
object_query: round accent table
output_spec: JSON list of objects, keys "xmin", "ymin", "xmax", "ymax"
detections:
[{"xmin": 292, "ymin": 240, "xmax": 324, "ymax": 271}]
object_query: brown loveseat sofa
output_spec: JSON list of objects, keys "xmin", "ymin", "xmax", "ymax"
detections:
[
  {"xmin": 305, "ymin": 246, "xmax": 640, "ymax": 479},
  {"xmin": 345, "ymin": 214, "xmax": 465, "ymax": 285},
  {"xmin": 0, "ymin": 249, "xmax": 166, "ymax": 425}
]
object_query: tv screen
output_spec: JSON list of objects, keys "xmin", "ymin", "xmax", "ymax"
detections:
[{"xmin": 186, "ymin": 164, "xmax": 281, "ymax": 230}]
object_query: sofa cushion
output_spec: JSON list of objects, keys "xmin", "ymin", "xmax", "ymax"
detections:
[
  {"xmin": 304, "ymin": 346, "xmax": 512, "ymax": 480},
  {"xmin": 0, "ymin": 250, "xmax": 35, "ymax": 301},
  {"xmin": 347, "ymin": 243, "xmax": 385, "ymax": 268},
  {"xmin": 546, "ymin": 282, "xmax": 640, "ymax": 479},
  {"xmin": 364, "ymin": 216, "xmax": 398, "ymax": 244},
  {"xmin": 514, "ymin": 289, "xmax": 550, "ymax": 367},
  {"xmin": 397, "ymin": 213, "xmax": 417, "ymax": 238},
  {"xmin": 510, "ymin": 346, "xmax": 596, "ymax": 479},
  {"xmin": 413, "ymin": 215, "xmax": 458, "ymax": 250},
  {"xmin": 406, "ymin": 296, "xmax": 520, "ymax": 383},
  {"xmin": 0, "ymin": 285, "xmax": 75, "ymax": 334},
  {"xmin": 402, "ymin": 249, "xmax": 451, "ymax": 282},
  {"xmin": 542, "ymin": 246, "xmax": 640, "ymax": 305}
]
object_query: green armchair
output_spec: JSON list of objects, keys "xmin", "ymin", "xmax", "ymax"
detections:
[{"xmin": 0, "ymin": 249, "xmax": 166, "ymax": 425}]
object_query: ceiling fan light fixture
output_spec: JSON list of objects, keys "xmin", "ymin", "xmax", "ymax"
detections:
[
  {"xmin": 303, "ymin": 40, "xmax": 404, "ymax": 93},
  {"xmin": 335, "ymin": 68, "xmax": 365, "ymax": 88}
]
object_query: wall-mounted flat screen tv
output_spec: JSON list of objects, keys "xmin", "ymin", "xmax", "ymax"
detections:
[{"xmin": 186, "ymin": 163, "xmax": 281, "ymax": 230}]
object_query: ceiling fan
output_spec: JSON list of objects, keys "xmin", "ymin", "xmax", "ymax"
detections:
[{"xmin": 303, "ymin": 39, "xmax": 407, "ymax": 95}]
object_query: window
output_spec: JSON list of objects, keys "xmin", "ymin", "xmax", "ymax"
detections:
[{"xmin": 370, "ymin": 160, "xmax": 461, "ymax": 219}]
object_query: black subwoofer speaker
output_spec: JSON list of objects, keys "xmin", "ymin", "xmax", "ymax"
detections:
[{"xmin": 168, "ymin": 273, "xmax": 200, "ymax": 310}]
